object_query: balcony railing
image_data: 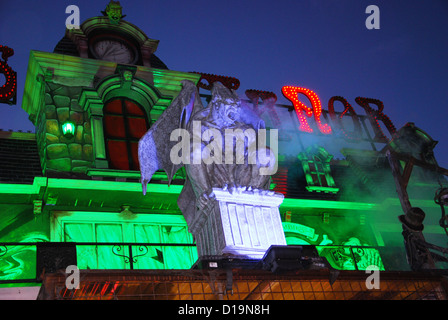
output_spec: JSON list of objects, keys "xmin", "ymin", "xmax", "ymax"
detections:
[
  {"xmin": 0, "ymin": 241, "xmax": 196, "ymax": 284},
  {"xmin": 0, "ymin": 242, "xmax": 434, "ymax": 285}
]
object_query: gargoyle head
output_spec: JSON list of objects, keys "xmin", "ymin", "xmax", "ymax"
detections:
[
  {"xmin": 102, "ymin": 1, "xmax": 126, "ymax": 24},
  {"xmin": 208, "ymin": 82, "xmax": 241, "ymax": 127}
]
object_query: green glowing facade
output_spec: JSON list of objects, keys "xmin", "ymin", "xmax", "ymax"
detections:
[{"xmin": 1, "ymin": 5, "xmax": 447, "ymax": 298}]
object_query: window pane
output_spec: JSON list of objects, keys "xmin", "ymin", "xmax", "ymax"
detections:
[
  {"xmin": 162, "ymin": 226, "xmax": 195, "ymax": 269},
  {"xmin": 130, "ymin": 142, "xmax": 140, "ymax": 170},
  {"xmin": 107, "ymin": 140, "xmax": 130, "ymax": 170},
  {"xmin": 127, "ymin": 117, "xmax": 148, "ymax": 139},
  {"xmin": 104, "ymin": 99, "xmax": 123, "ymax": 114},
  {"xmin": 316, "ymin": 162, "xmax": 324, "ymax": 173},
  {"xmin": 64, "ymin": 223, "xmax": 97, "ymax": 269},
  {"xmin": 125, "ymin": 100, "xmax": 145, "ymax": 116},
  {"xmin": 104, "ymin": 115, "xmax": 126, "ymax": 138},
  {"xmin": 104, "ymin": 99, "xmax": 148, "ymax": 171},
  {"xmin": 311, "ymin": 173, "xmax": 319, "ymax": 185},
  {"xmin": 320, "ymin": 175, "xmax": 329, "ymax": 187},
  {"xmin": 308, "ymin": 162, "xmax": 316, "ymax": 172},
  {"xmin": 133, "ymin": 224, "xmax": 164, "ymax": 269},
  {"xmin": 96, "ymin": 224, "xmax": 126, "ymax": 269}
]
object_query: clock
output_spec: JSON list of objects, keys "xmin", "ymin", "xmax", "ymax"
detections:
[{"xmin": 89, "ymin": 34, "xmax": 138, "ymax": 64}]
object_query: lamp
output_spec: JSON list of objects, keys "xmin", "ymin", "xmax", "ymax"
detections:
[
  {"xmin": 261, "ymin": 245, "xmax": 329, "ymax": 273},
  {"xmin": 62, "ymin": 120, "xmax": 76, "ymax": 139}
]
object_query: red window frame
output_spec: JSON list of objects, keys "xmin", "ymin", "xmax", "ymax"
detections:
[{"xmin": 103, "ymin": 98, "xmax": 150, "ymax": 170}]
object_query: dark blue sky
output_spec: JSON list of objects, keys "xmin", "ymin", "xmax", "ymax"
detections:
[{"xmin": 1, "ymin": 0, "xmax": 448, "ymax": 167}]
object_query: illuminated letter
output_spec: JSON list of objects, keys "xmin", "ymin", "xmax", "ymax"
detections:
[
  {"xmin": 65, "ymin": 5, "xmax": 80, "ymax": 29},
  {"xmin": 328, "ymin": 96, "xmax": 362, "ymax": 140},
  {"xmin": 282, "ymin": 86, "xmax": 332, "ymax": 134},
  {"xmin": 355, "ymin": 97, "xmax": 396, "ymax": 142},
  {"xmin": 0, "ymin": 45, "xmax": 17, "ymax": 104},
  {"xmin": 365, "ymin": 5, "xmax": 380, "ymax": 30}
]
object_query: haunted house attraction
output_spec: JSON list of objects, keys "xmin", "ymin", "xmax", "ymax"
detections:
[{"xmin": 1, "ymin": 2, "xmax": 448, "ymax": 300}]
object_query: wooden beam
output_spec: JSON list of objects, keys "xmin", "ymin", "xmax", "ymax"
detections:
[{"xmin": 386, "ymin": 150, "xmax": 412, "ymax": 213}]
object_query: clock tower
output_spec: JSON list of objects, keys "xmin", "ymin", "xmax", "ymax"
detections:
[
  {"xmin": 22, "ymin": 2, "xmax": 201, "ymax": 177},
  {"xmin": 60, "ymin": 1, "xmax": 159, "ymax": 68}
]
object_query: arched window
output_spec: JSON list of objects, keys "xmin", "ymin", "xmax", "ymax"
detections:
[
  {"xmin": 298, "ymin": 145, "xmax": 339, "ymax": 194},
  {"xmin": 309, "ymin": 156, "xmax": 329, "ymax": 188},
  {"xmin": 103, "ymin": 98, "xmax": 149, "ymax": 170}
]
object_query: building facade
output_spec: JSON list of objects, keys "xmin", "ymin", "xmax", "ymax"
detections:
[{"xmin": 1, "ymin": 3, "xmax": 448, "ymax": 300}]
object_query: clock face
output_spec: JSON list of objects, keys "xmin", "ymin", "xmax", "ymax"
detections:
[{"xmin": 93, "ymin": 39, "xmax": 136, "ymax": 64}]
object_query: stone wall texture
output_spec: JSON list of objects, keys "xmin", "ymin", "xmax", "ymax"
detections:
[{"xmin": 39, "ymin": 82, "xmax": 94, "ymax": 174}]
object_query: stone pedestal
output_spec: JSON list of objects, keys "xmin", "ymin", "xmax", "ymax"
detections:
[{"xmin": 189, "ymin": 188, "xmax": 286, "ymax": 260}]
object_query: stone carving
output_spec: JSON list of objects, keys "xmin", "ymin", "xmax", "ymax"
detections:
[
  {"xmin": 189, "ymin": 72, "xmax": 240, "ymax": 91},
  {"xmin": 139, "ymin": 80, "xmax": 283, "ymax": 257},
  {"xmin": 138, "ymin": 80, "xmax": 203, "ymax": 196},
  {"xmin": 101, "ymin": 1, "xmax": 126, "ymax": 24},
  {"xmin": 181, "ymin": 82, "xmax": 275, "ymax": 215}
]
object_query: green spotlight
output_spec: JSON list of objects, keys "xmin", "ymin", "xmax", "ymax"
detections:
[{"xmin": 62, "ymin": 121, "xmax": 76, "ymax": 139}]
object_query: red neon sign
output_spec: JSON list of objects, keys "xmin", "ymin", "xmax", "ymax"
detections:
[
  {"xmin": 328, "ymin": 96, "xmax": 362, "ymax": 141},
  {"xmin": 282, "ymin": 86, "xmax": 332, "ymax": 134},
  {"xmin": 281, "ymin": 85, "xmax": 396, "ymax": 143},
  {"xmin": 355, "ymin": 97, "xmax": 397, "ymax": 142},
  {"xmin": 0, "ymin": 45, "xmax": 17, "ymax": 104}
]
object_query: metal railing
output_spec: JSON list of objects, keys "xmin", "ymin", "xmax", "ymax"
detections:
[
  {"xmin": 2, "ymin": 242, "xmax": 442, "ymax": 285},
  {"xmin": 0, "ymin": 241, "xmax": 196, "ymax": 284}
]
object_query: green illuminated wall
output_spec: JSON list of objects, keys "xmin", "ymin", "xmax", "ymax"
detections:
[
  {"xmin": 0, "ymin": 174, "xmax": 414, "ymax": 284},
  {"xmin": 0, "ymin": 204, "xmax": 50, "ymax": 285},
  {"xmin": 51, "ymin": 211, "xmax": 198, "ymax": 270},
  {"xmin": 22, "ymin": 51, "xmax": 201, "ymax": 175},
  {"xmin": 3, "ymin": 8, "xmax": 447, "ymax": 293},
  {"xmin": 39, "ymin": 82, "xmax": 93, "ymax": 174}
]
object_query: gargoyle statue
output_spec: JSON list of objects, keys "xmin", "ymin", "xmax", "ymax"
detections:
[{"xmin": 138, "ymin": 80, "xmax": 276, "ymax": 227}]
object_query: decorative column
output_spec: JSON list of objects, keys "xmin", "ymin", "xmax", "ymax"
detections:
[
  {"xmin": 78, "ymin": 89, "xmax": 108, "ymax": 169},
  {"xmin": 189, "ymin": 188, "xmax": 287, "ymax": 260}
]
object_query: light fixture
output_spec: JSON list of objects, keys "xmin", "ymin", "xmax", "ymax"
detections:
[
  {"xmin": 61, "ymin": 120, "xmax": 76, "ymax": 139},
  {"xmin": 261, "ymin": 245, "xmax": 329, "ymax": 273}
]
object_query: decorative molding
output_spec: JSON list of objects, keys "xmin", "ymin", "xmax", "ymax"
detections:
[
  {"xmin": 189, "ymin": 72, "xmax": 240, "ymax": 91},
  {"xmin": 191, "ymin": 188, "xmax": 286, "ymax": 259}
]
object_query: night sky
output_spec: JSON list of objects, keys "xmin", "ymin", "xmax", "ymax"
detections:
[{"xmin": 1, "ymin": 0, "xmax": 447, "ymax": 168}]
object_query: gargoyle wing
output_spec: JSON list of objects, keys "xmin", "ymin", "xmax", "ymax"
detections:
[
  {"xmin": 138, "ymin": 80, "xmax": 203, "ymax": 195},
  {"xmin": 239, "ymin": 100, "xmax": 266, "ymax": 131}
]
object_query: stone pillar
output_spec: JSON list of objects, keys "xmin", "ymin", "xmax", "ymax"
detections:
[{"xmin": 189, "ymin": 188, "xmax": 286, "ymax": 260}]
